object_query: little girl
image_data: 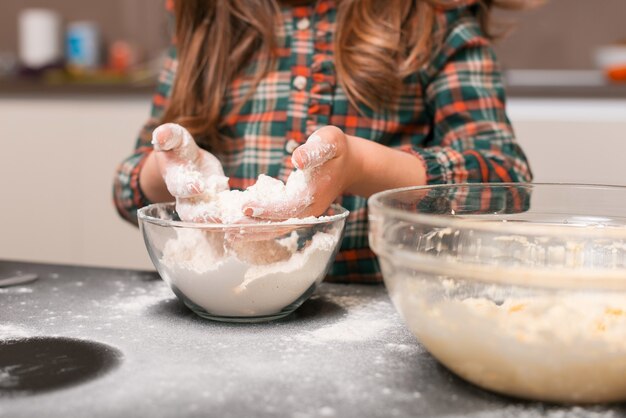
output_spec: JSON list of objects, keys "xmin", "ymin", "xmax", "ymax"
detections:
[{"xmin": 114, "ymin": 0, "xmax": 533, "ymax": 283}]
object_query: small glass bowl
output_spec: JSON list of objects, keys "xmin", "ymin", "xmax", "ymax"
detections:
[
  {"xmin": 369, "ymin": 183, "xmax": 626, "ymax": 403},
  {"xmin": 138, "ymin": 203, "xmax": 348, "ymax": 323}
]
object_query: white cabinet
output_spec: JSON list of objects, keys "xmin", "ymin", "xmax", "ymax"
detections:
[
  {"xmin": 508, "ymin": 99, "xmax": 626, "ymax": 185},
  {"xmin": 0, "ymin": 96, "xmax": 154, "ymax": 270}
]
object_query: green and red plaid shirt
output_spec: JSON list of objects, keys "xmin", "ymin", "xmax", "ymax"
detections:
[{"xmin": 113, "ymin": 0, "xmax": 532, "ymax": 283}]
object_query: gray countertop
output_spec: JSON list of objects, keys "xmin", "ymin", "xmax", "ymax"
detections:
[{"xmin": 0, "ymin": 260, "xmax": 624, "ymax": 418}]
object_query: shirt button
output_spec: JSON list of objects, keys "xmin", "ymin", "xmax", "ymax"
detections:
[
  {"xmin": 285, "ymin": 139, "xmax": 300, "ymax": 154},
  {"xmin": 293, "ymin": 75, "xmax": 307, "ymax": 91},
  {"xmin": 296, "ymin": 17, "xmax": 310, "ymax": 31}
]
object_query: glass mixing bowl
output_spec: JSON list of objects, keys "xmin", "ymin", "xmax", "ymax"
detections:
[
  {"xmin": 369, "ymin": 183, "xmax": 626, "ymax": 403},
  {"xmin": 138, "ymin": 203, "xmax": 349, "ymax": 323}
]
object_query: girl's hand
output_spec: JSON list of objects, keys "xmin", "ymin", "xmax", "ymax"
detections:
[
  {"xmin": 244, "ymin": 126, "xmax": 361, "ymax": 220},
  {"xmin": 151, "ymin": 123, "xmax": 229, "ymax": 222},
  {"xmin": 151, "ymin": 123, "xmax": 228, "ymax": 199}
]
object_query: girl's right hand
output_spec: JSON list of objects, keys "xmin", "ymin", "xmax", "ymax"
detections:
[{"xmin": 151, "ymin": 123, "xmax": 228, "ymax": 200}]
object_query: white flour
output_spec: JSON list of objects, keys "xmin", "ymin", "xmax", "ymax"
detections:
[
  {"xmin": 295, "ymin": 299, "xmax": 394, "ymax": 344},
  {"xmin": 0, "ymin": 287, "xmax": 33, "ymax": 294},
  {"xmin": 160, "ymin": 227, "xmax": 341, "ymax": 317},
  {"xmin": 292, "ymin": 133, "xmax": 337, "ymax": 170},
  {"xmin": 112, "ymin": 285, "xmax": 176, "ymax": 314},
  {"xmin": 152, "ymin": 124, "xmax": 344, "ymax": 317},
  {"xmin": 0, "ymin": 324, "xmax": 32, "ymax": 339},
  {"xmin": 156, "ymin": 124, "xmax": 317, "ymax": 223},
  {"xmin": 395, "ymin": 279, "xmax": 626, "ymax": 403},
  {"xmin": 180, "ymin": 170, "xmax": 312, "ymax": 223}
]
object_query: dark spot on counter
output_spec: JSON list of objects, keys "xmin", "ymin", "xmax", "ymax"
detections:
[{"xmin": 0, "ymin": 337, "xmax": 121, "ymax": 397}]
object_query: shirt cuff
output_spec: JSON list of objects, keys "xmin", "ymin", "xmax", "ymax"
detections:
[
  {"xmin": 132, "ymin": 151, "xmax": 154, "ymax": 210},
  {"xmin": 398, "ymin": 145, "xmax": 449, "ymax": 185}
]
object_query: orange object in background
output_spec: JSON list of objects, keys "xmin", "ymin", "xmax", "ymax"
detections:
[
  {"xmin": 108, "ymin": 41, "xmax": 135, "ymax": 74},
  {"xmin": 595, "ymin": 42, "xmax": 626, "ymax": 83},
  {"xmin": 607, "ymin": 65, "xmax": 626, "ymax": 83}
]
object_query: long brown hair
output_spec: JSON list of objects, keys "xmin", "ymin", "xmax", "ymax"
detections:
[{"xmin": 162, "ymin": 0, "xmax": 528, "ymax": 146}]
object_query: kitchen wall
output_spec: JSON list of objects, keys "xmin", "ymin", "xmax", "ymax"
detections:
[
  {"xmin": 493, "ymin": 0, "xmax": 626, "ymax": 70},
  {"xmin": 0, "ymin": 0, "xmax": 169, "ymax": 65},
  {"xmin": 1, "ymin": 0, "xmax": 626, "ymax": 70}
]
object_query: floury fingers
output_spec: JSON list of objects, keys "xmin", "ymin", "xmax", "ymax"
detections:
[{"xmin": 291, "ymin": 132, "xmax": 338, "ymax": 171}]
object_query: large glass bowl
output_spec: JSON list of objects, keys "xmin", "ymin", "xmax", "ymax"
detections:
[
  {"xmin": 138, "ymin": 203, "xmax": 348, "ymax": 323},
  {"xmin": 369, "ymin": 183, "xmax": 626, "ymax": 403}
]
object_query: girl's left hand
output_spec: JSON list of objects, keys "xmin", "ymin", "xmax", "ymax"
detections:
[{"xmin": 244, "ymin": 126, "xmax": 361, "ymax": 220}]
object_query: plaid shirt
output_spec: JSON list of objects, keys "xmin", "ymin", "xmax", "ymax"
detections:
[{"xmin": 113, "ymin": 0, "xmax": 532, "ymax": 283}]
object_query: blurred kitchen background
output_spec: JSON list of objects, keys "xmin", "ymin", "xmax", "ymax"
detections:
[{"xmin": 1, "ymin": 0, "xmax": 626, "ymax": 271}]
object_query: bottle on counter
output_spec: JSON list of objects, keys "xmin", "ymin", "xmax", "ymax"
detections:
[
  {"xmin": 18, "ymin": 8, "xmax": 63, "ymax": 73},
  {"xmin": 66, "ymin": 21, "xmax": 102, "ymax": 73}
]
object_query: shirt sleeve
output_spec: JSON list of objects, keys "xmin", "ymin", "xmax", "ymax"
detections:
[
  {"xmin": 408, "ymin": 5, "xmax": 533, "ymax": 185},
  {"xmin": 112, "ymin": 42, "xmax": 177, "ymax": 225}
]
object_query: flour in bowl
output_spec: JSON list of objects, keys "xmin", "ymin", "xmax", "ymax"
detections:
[
  {"xmin": 156, "ymin": 123, "xmax": 316, "ymax": 224},
  {"xmin": 177, "ymin": 170, "xmax": 312, "ymax": 224},
  {"xmin": 159, "ymin": 226, "xmax": 341, "ymax": 317},
  {"xmin": 150, "ymin": 124, "xmax": 344, "ymax": 318}
]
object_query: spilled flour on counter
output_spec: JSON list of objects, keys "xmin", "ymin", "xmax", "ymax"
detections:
[
  {"xmin": 467, "ymin": 405, "xmax": 621, "ymax": 418},
  {"xmin": 398, "ymin": 279, "xmax": 626, "ymax": 403},
  {"xmin": 295, "ymin": 298, "xmax": 395, "ymax": 344},
  {"xmin": 112, "ymin": 285, "xmax": 176, "ymax": 314},
  {"xmin": 0, "ymin": 287, "xmax": 33, "ymax": 294},
  {"xmin": 0, "ymin": 365, "xmax": 21, "ymax": 389},
  {"xmin": 0, "ymin": 324, "xmax": 32, "ymax": 340}
]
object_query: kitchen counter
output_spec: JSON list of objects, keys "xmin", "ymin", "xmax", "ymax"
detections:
[
  {"xmin": 0, "ymin": 78, "xmax": 154, "ymax": 97},
  {"xmin": 503, "ymin": 69, "xmax": 626, "ymax": 99},
  {"xmin": 505, "ymin": 84, "xmax": 626, "ymax": 99},
  {"xmin": 0, "ymin": 260, "xmax": 624, "ymax": 418},
  {"xmin": 3, "ymin": 70, "xmax": 626, "ymax": 99}
]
